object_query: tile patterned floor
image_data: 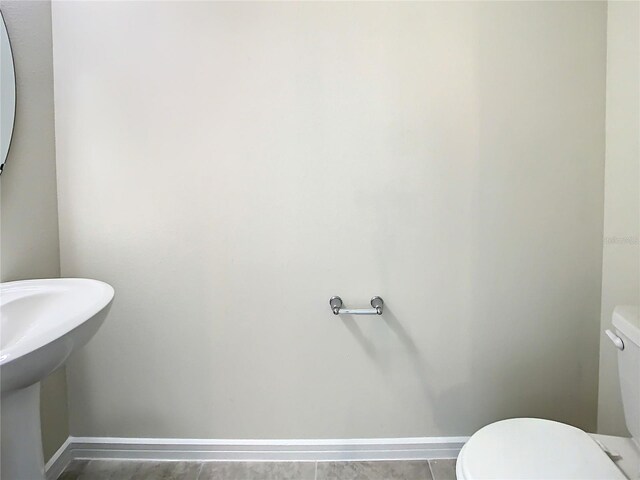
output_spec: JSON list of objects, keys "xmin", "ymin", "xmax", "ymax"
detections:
[{"xmin": 57, "ymin": 459, "xmax": 457, "ymax": 480}]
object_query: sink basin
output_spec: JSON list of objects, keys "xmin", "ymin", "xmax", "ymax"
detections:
[{"xmin": 0, "ymin": 278, "xmax": 114, "ymax": 480}]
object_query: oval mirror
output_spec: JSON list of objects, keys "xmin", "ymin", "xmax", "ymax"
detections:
[{"xmin": 0, "ymin": 11, "xmax": 16, "ymax": 174}]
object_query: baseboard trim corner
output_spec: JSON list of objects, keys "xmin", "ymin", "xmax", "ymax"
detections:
[{"xmin": 45, "ymin": 436, "xmax": 74, "ymax": 480}]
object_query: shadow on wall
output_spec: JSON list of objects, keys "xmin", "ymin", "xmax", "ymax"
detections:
[
  {"xmin": 339, "ymin": 306, "xmax": 487, "ymax": 436},
  {"xmin": 345, "ymin": 295, "xmax": 596, "ymax": 438},
  {"xmin": 343, "ymin": 306, "xmax": 478, "ymax": 435}
]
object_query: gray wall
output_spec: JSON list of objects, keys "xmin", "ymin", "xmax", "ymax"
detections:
[
  {"xmin": 52, "ymin": 2, "xmax": 607, "ymax": 439},
  {"xmin": 0, "ymin": 0, "xmax": 68, "ymax": 462},
  {"xmin": 597, "ymin": 0, "xmax": 640, "ymax": 436}
]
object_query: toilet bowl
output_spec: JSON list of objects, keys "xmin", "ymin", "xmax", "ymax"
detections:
[{"xmin": 457, "ymin": 306, "xmax": 640, "ymax": 480}]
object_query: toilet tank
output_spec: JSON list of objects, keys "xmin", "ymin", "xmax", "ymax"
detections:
[{"xmin": 612, "ymin": 306, "xmax": 640, "ymax": 445}]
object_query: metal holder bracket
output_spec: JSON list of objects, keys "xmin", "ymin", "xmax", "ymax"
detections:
[{"xmin": 329, "ymin": 296, "xmax": 384, "ymax": 315}]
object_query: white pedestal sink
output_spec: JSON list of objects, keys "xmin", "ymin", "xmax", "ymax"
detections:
[{"xmin": 0, "ymin": 278, "xmax": 114, "ymax": 480}]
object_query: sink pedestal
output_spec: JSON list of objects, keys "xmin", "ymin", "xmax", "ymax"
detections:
[
  {"xmin": 1, "ymin": 383, "xmax": 46, "ymax": 480},
  {"xmin": 1, "ymin": 278, "xmax": 114, "ymax": 479}
]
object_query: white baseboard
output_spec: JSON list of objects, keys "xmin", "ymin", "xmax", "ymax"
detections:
[{"xmin": 46, "ymin": 436, "xmax": 467, "ymax": 478}]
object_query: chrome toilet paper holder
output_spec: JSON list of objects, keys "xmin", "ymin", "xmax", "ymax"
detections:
[{"xmin": 329, "ymin": 296, "xmax": 383, "ymax": 315}]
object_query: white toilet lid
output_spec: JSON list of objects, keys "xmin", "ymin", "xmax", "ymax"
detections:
[{"xmin": 457, "ymin": 418, "xmax": 626, "ymax": 480}]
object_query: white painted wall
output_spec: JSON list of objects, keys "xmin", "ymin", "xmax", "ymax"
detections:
[
  {"xmin": 0, "ymin": 0, "xmax": 68, "ymax": 461},
  {"xmin": 52, "ymin": 2, "xmax": 607, "ymax": 439},
  {"xmin": 597, "ymin": 0, "xmax": 640, "ymax": 437}
]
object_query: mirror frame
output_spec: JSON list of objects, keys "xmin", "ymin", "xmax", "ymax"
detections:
[{"xmin": 0, "ymin": 10, "xmax": 16, "ymax": 175}]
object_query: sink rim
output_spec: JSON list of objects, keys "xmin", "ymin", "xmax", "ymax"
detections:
[{"xmin": 0, "ymin": 278, "xmax": 114, "ymax": 367}]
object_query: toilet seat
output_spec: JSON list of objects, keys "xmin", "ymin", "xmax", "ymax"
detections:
[{"xmin": 457, "ymin": 418, "xmax": 627, "ymax": 480}]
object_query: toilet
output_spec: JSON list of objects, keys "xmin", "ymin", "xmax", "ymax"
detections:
[{"xmin": 457, "ymin": 306, "xmax": 640, "ymax": 480}]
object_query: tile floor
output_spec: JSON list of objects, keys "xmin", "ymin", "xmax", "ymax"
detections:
[{"xmin": 57, "ymin": 459, "xmax": 457, "ymax": 480}]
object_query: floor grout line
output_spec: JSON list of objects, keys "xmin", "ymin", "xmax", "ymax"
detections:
[
  {"xmin": 427, "ymin": 459, "xmax": 435, "ymax": 480},
  {"xmin": 195, "ymin": 461, "xmax": 205, "ymax": 480}
]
